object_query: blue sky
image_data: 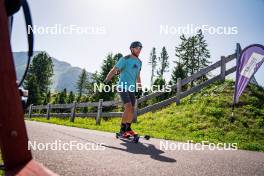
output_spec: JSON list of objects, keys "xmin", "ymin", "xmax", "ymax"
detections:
[{"xmin": 11, "ymin": 0, "xmax": 264, "ymax": 87}]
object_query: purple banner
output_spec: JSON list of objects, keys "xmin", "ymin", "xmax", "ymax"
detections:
[{"xmin": 233, "ymin": 44, "xmax": 264, "ymax": 104}]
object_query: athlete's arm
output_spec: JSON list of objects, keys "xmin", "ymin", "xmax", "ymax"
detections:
[{"xmin": 105, "ymin": 67, "xmax": 120, "ymax": 83}]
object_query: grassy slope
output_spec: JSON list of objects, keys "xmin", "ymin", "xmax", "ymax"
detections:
[
  {"xmin": 28, "ymin": 80, "xmax": 264, "ymax": 151},
  {"xmin": 0, "ymin": 153, "xmax": 3, "ymax": 176}
]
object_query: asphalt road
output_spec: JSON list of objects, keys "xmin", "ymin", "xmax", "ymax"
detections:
[{"xmin": 25, "ymin": 120, "xmax": 264, "ymax": 176}]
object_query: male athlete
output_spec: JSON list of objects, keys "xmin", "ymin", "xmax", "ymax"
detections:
[{"xmin": 104, "ymin": 41, "xmax": 142, "ymax": 137}]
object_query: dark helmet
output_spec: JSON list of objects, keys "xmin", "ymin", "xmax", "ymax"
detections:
[{"xmin": 130, "ymin": 41, "xmax": 143, "ymax": 49}]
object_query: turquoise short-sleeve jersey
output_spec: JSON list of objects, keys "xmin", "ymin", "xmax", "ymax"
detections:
[{"xmin": 115, "ymin": 55, "xmax": 142, "ymax": 92}]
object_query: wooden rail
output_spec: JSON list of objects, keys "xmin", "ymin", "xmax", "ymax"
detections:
[{"xmin": 27, "ymin": 100, "xmax": 123, "ymax": 125}]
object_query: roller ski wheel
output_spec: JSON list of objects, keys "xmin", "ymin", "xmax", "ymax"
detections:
[{"xmin": 144, "ymin": 135, "xmax": 150, "ymax": 140}]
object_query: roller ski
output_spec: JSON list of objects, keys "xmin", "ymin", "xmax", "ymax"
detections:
[
  {"xmin": 116, "ymin": 130, "xmax": 140, "ymax": 143},
  {"xmin": 115, "ymin": 130, "xmax": 150, "ymax": 143}
]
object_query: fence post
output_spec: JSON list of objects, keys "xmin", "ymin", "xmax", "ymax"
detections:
[
  {"xmin": 70, "ymin": 101, "xmax": 77, "ymax": 122},
  {"xmin": 28, "ymin": 104, "xmax": 33, "ymax": 119},
  {"xmin": 46, "ymin": 103, "xmax": 51, "ymax": 120},
  {"xmin": 96, "ymin": 99, "xmax": 103, "ymax": 125},
  {"xmin": 133, "ymin": 99, "xmax": 138, "ymax": 123},
  {"xmin": 220, "ymin": 56, "xmax": 226, "ymax": 81},
  {"xmin": 176, "ymin": 78, "xmax": 182, "ymax": 105}
]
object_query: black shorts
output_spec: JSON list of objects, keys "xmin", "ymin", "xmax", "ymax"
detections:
[{"xmin": 118, "ymin": 89, "xmax": 136, "ymax": 106}]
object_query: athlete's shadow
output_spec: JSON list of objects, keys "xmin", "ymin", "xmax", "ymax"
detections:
[{"xmin": 103, "ymin": 139, "xmax": 176, "ymax": 163}]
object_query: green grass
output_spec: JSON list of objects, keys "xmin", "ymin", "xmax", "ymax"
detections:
[
  {"xmin": 0, "ymin": 152, "xmax": 3, "ymax": 176},
  {"xmin": 27, "ymin": 80, "xmax": 264, "ymax": 152}
]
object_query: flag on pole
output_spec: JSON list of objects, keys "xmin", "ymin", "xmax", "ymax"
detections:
[{"xmin": 233, "ymin": 44, "xmax": 264, "ymax": 104}]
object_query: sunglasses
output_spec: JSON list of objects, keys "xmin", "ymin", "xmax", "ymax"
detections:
[{"xmin": 135, "ymin": 46, "xmax": 142, "ymax": 50}]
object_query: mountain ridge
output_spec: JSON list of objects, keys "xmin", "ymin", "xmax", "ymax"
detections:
[{"xmin": 13, "ymin": 51, "xmax": 93, "ymax": 93}]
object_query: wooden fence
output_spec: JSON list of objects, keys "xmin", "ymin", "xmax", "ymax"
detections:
[{"xmin": 26, "ymin": 44, "xmax": 241, "ymax": 125}]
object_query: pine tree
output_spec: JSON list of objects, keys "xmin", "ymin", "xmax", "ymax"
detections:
[
  {"xmin": 157, "ymin": 46, "xmax": 169, "ymax": 79},
  {"xmin": 174, "ymin": 31, "xmax": 211, "ymax": 87},
  {"xmin": 175, "ymin": 35, "xmax": 190, "ymax": 78},
  {"xmin": 58, "ymin": 88, "xmax": 67, "ymax": 104},
  {"xmin": 24, "ymin": 51, "xmax": 54, "ymax": 105},
  {"xmin": 26, "ymin": 75, "xmax": 42, "ymax": 106},
  {"xmin": 171, "ymin": 58, "xmax": 186, "ymax": 85},
  {"xmin": 43, "ymin": 90, "xmax": 51, "ymax": 105},
  {"xmin": 99, "ymin": 53, "xmax": 121, "ymax": 84},
  {"xmin": 86, "ymin": 71, "xmax": 99, "ymax": 98},
  {"xmin": 196, "ymin": 29, "xmax": 211, "ymax": 83},
  {"xmin": 67, "ymin": 91, "xmax": 75, "ymax": 103},
  {"xmin": 113, "ymin": 53, "xmax": 123, "ymax": 63},
  {"xmin": 76, "ymin": 69, "xmax": 87, "ymax": 102},
  {"xmin": 152, "ymin": 77, "xmax": 169, "ymax": 102},
  {"xmin": 149, "ymin": 47, "xmax": 158, "ymax": 86}
]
